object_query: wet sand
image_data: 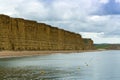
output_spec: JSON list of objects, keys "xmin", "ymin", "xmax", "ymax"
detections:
[{"xmin": 0, "ymin": 50, "xmax": 101, "ymax": 58}]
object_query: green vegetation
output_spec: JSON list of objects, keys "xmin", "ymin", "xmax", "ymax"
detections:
[
  {"xmin": 94, "ymin": 44, "xmax": 110, "ymax": 49},
  {"xmin": 94, "ymin": 44, "xmax": 120, "ymax": 50}
]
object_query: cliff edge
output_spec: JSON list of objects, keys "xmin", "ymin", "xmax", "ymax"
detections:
[{"xmin": 0, "ymin": 14, "xmax": 94, "ymax": 51}]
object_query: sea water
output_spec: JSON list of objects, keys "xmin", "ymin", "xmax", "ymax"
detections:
[{"xmin": 0, "ymin": 50, "xmax": 120, "ymax": 80}]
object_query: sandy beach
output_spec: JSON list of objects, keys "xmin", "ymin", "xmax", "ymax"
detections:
[{"xmin": 0, "ymin": 50, "xmax": 100, "ymax": 58}]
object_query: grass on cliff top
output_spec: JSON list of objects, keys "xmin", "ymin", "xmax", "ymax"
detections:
[{"xmin": 94, "ymin": 44, "xmax": 110, "ymax": 49}]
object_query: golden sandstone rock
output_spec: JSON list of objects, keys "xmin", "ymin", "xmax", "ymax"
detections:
[{"xmin": 0, "ymin": 14, "xmax": 94, "ymax": 51}]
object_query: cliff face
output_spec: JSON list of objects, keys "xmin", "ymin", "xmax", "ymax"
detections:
[
  {"xmin": 83, "ymin": 38, "xmax": 94, "ymax": 50},
  {"xmin": 0, "ymin": 14, "xmax": 94, "ymax": 51}
]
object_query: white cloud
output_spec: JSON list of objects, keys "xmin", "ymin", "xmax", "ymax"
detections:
[
  {"xmin": 79, "ymin": 32, "xmax": 104, "ymax": 38},
  {"xmin": 14, "ymin": 0, "xmax": 50, "ymax": 20},
  {"xmin": 0, "ymin": 0, "xmax": 23, "ymax": 16},
  {"xmin": 0, "ymin": 0, "xmax": 98, "ymax": 21},
  {"xmin": 79, "ymin": 32, "xmax": 120, "ymax": 44},
  {"xmin": 51, "ymin": 0, "xmax": 96, "ymax": 20},
  {"xmin": 99, "ymin": 0, "xmax": 109, "ymax": 4},
  {"xmin": 0, "ymin": 0, "xmax": 120, "ymax": 43},
  {"xmin": 87, "ymin": 15, "xmax": 109, "ymax": 22},
  {"xmin": 116, "ymin": 0, "xmax": 120, "ymax": 3}
]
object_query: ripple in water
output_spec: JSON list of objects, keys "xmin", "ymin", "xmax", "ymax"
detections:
[{"xmin": 0, "ymin": 50, "xmax": 120, "ymax": 80}]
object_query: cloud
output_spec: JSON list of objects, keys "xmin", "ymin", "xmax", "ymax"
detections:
[
  {"xmin": 0, "ymin": 0, "xmax": 23, "ymax": 16},
  {"xmin": 79, "ymin": 32, "xmax": 120, "ymax": 44},
  {"xmin": 43, "ymin": 14, "xmax": 120, "ymax": 39},
  {"xmin": 95, "ymin": 0, "xmax": 120, "ymax": 15},
  {"xmin": 0, "ymin": 0, "xmax": 98, "ymax": 21},
  {"xmin": 79, "ymin": 32, "xmax": 104, "ymax": 38},
  {"xmin": 51, "ymin": 0, "xmax": 94, "ymax": 20},
  {"xmin": 99, "ymin": 0, "xmax": 109, "ymax": 4},
  {"xmin": 13, "ymin": 0, "xmax": 98, "ymax": 21},
  {"xmin": 14, "ymin": 0, "xmax": 50, "ymax": 20},
  {"xmin": 0, "ymin": 0, "xmax": 120, "ymax": 43}
]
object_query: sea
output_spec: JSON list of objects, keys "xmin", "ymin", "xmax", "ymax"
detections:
[{"xmin": 0, "ymin": 50, "xmax": 120, "ymax": 80}]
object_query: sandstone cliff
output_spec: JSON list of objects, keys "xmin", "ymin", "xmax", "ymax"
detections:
[{"xmin": 0, "ymin": 14, "xmax": 94, "ymax": 51}]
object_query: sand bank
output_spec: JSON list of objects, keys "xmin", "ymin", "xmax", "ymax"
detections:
[{"xmin": 0, "ymin": 50, "xmax": 102, "ymax": 58}]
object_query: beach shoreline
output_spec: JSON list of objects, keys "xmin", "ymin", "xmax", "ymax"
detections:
[{"xmin": 0, "ymin": 50, "xmax": 104, "ymax": 58}]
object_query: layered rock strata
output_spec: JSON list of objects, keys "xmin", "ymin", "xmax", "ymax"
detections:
[{"xmin": 0, "ymin": 14, "xmax": 94, "ymax": 51}]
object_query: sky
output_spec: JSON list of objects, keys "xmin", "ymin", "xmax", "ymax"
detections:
[{"xmin": 0, "ymin": 0, "xmax": 120, "ymax": 44}]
